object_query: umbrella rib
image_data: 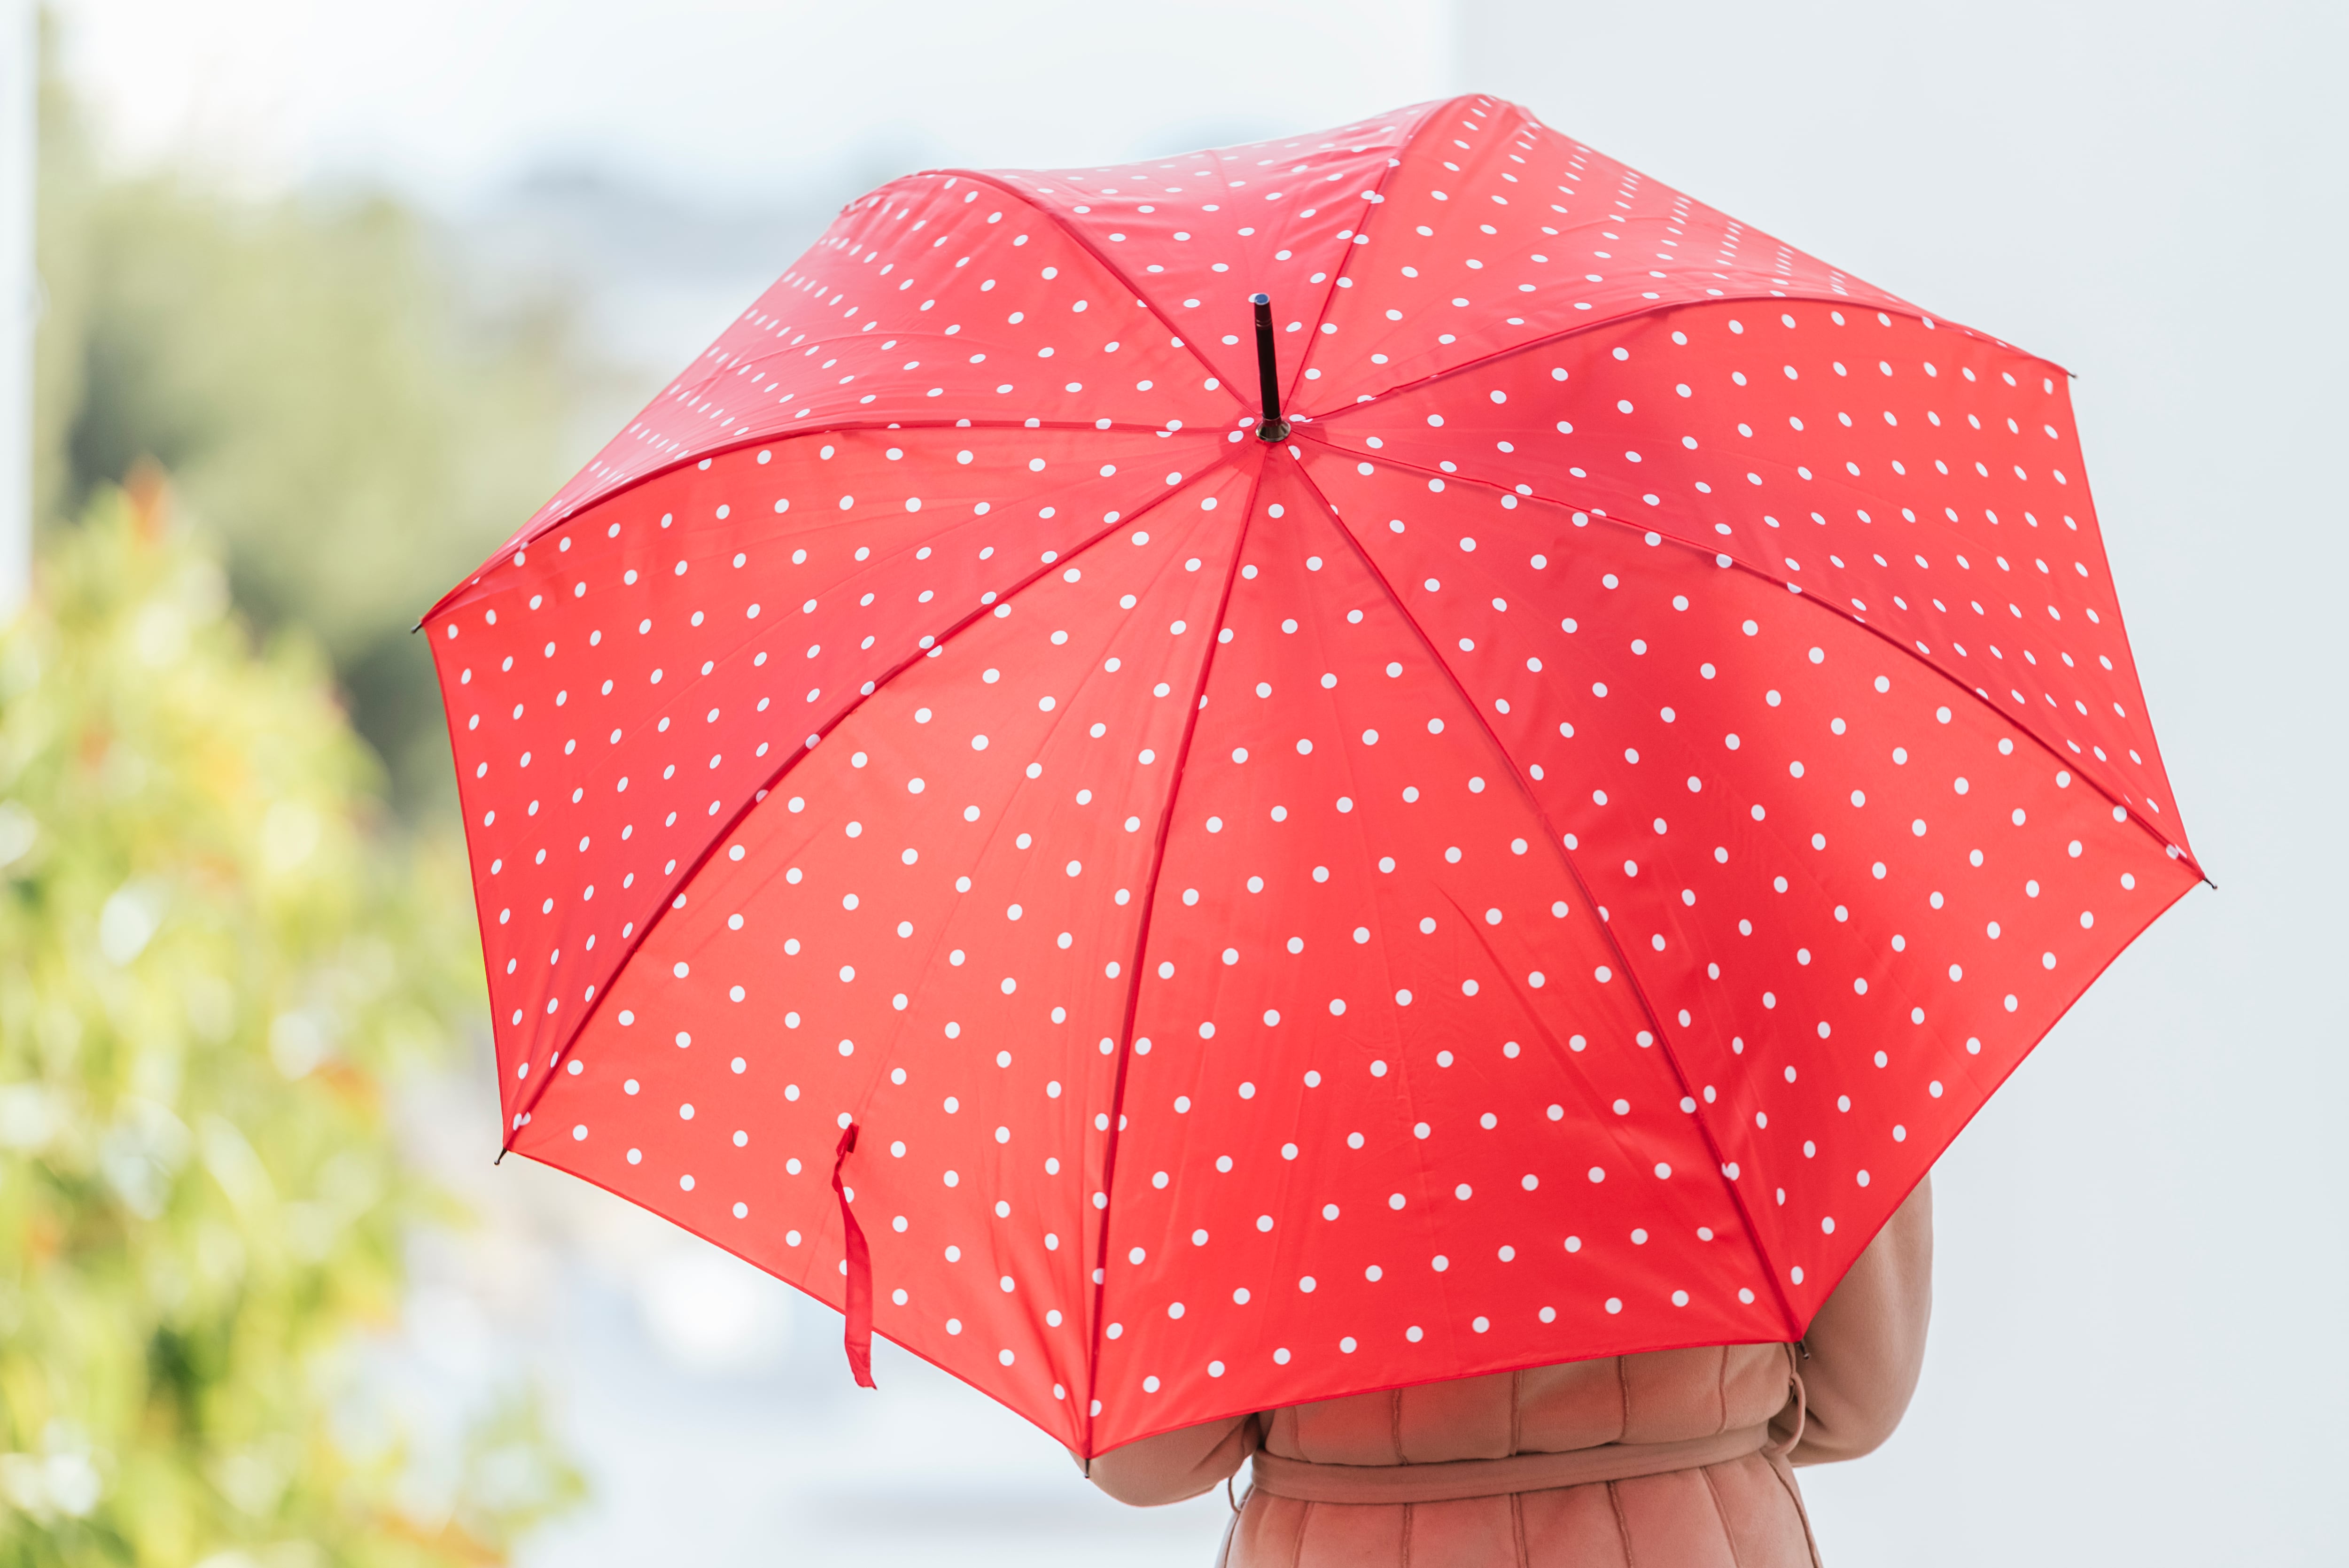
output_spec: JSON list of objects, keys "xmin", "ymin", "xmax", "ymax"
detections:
[
  {"xmin": 1297, "ymin": 431, "xmax": 2201, "ymax": 880},
  {"xmin": 922, "ymin": 169, "xmax": 1252, "ymax": 423},
  {"xmin": 1080, "ymin": 461, "xmax": 1270, "ymax": 1457},
  {"xmin": 1274, "ymin": 94, "xmax": 1464, "ymax": 410},
  {"xmin": 492, "ymin": 450, "xmax": 1245, "ymax": 1150},
  {"xmin": 551, "ymin": 434, "xmax": 1231, "ymax": 783},
  {"xmin": 1295, "ymin": 295, "xmax": 2061, "ymax": 431},
  {"xmin": 425, "ymin": 417, "xmax": 1231, "ymax": 622},
  {"xmin": 1285, "ymin": 458, "xmax": 1808, "ymax": 1341}
]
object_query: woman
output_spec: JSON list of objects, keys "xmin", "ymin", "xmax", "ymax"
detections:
[{"xmin": 1086, "ymin": 1177, "xmax": 1931, "ymax": 1566}]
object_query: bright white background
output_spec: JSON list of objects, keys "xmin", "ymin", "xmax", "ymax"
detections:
[
  {"xmin": 54, "ymin": 0, "xmax": 1452, "ymax": 199},
  {"xmin": 53, "ymin": 1, "xmax": 2347, "ymax": 1562}
]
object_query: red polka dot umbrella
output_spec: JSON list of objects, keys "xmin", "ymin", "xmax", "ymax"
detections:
[{"xmin": 425, "ymin": 94, "xmax": 2200, "ymax": 1455}]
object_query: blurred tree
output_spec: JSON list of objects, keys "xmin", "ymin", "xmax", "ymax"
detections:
[
  {"xmin": 0, "ymin": 479, "xmax": 581, "ymax": 1565},
  {"xmin": 31, "ymin": 26, "xmax": 593, "ymax": 816}
]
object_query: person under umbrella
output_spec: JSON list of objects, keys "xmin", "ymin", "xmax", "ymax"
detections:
[{"xmin": 1092, "ymin": 1180, "xmax": 1928, "ymax": 1564}]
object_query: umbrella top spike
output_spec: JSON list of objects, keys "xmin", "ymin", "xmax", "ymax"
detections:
[{"xmin": 1251, "ymin": 292, "xmax": 1289, "ymax": 442}]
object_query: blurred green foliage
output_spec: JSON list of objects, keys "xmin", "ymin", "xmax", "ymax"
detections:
[
  {"xmin": 0, "ymin": 485, "xmax": 580, "ymax": 1565},
  {"xmin": 2, "ymin": 21, "xmax": 596, "ymax": 1564},
  {"xmin": 32, "ymin": 32, "xmax": 590, "ymax": 815}
]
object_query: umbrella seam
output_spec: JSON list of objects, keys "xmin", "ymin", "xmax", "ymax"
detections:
[
  {"xmin": 1974, "ymin": 380, "xmax": 2201, "ymax": 871},
  {"xmin": 1276, "ymin": 95, "xmax": 1466, "ymax": 411},
  {"xmin": 464, "ymin": 432, "xmax": 1213, "ymax": 837},
  {"xmin": 1291, "ymin": 429, "xmax": 2200, "ymax": 880},
  {"xmin": 422, "ymin": 418, "xmax": 1231, "ymax": 624},
  {"xmin": 1296, "ymin": 297, "xmax": 2060, "ymax": 429},
  {"xmin": 920, "ymin": 168, "xmax": 1255, "ymax": 424},
  {"xmin": 1285, "ymin": 455, "xmax": 1805, "ymax": 1340},
  {"xmin": 1279, "ymin": 98, "xmax": 1972, "ymax": 415},
  {"xmin": 1081, "ymin": 457, "xmax": 1270, "ymax": 1456},
  {"xmin": 492, "ymin": 450, "xmax": 1245, "ymax": 1148}
]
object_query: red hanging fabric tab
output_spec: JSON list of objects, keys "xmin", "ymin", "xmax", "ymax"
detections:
[{"xmin": 830, "ymin": 1123, "xmax": 877, "ymax": 1389}]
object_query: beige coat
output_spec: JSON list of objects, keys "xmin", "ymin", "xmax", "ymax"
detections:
[{"xmin": 1087, "ymin": 1178, "xmax": 1932, "ymax": 1567}]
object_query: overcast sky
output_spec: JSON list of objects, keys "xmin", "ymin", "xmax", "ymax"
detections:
[{"xmin": 53, "ymin": 0, "xmax": 1454, "ymax": 202}]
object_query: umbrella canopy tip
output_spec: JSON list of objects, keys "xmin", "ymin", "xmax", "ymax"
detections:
[{"xmin": 1251, "ymin": 292, "xmax": 1290, "ymax": 442}]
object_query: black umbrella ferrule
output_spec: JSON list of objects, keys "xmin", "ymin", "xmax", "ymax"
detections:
[{"xmin": 1251, "ymin": 293, "xmax": 1289, "ymax": 442}]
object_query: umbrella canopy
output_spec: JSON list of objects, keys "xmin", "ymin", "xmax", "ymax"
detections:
[{"xmin": 425, "ymin": 95, "xmax": 2200, "ymax": 1457}]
